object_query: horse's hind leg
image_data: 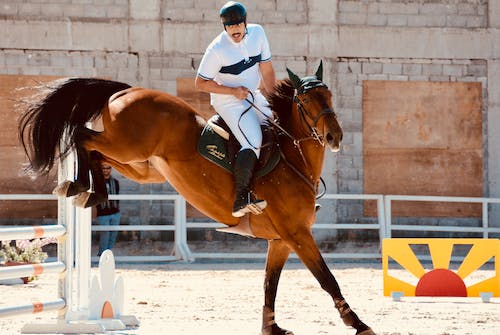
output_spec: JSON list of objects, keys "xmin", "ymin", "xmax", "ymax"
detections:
[
  {"xmin": 53, "ymin": 126, "xmax": 108, "ymax": 208},
  {"xmin": 73, "ymin": 151, "xmax": 108, "ymax": 208},
  {"xmin": 284, "ymin": 231, "xmax": 374, "ymax": 335},
  {"xmin": 262, "ymin": 239, "xmax": 293, "ymax": 335},
  {"xmin": 53, "ymin": 128, "xmax": 93, "ymax": 197}
]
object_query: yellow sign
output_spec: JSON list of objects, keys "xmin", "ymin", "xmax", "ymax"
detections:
[{"xmin": 382, "ymin": 238, "xmax": 500, "ymax": 298}]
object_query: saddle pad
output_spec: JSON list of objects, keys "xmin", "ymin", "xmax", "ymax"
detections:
[
  {"xmin": 198, "ymin": 124, "xmax": 233, "ymax": 172},
  {"xmin": 198, "ymin": 123, "xmax": 280, "ymax": 178}
]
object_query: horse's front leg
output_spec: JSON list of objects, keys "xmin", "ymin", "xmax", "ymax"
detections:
[
  {"xmin": 283, "ymin": 229, "xmax": 375, "ymax": 335},
  {"xmin": 262, "ymin": 239, "xmax": 293, "ymax": 335}
]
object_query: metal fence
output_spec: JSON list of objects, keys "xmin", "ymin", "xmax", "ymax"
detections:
[
  {"xmin": 2, "ymin": 193, "xmax": 500, "ymax": 263},
  {"xmin": 384, "ymin": 195, "xmax": 500, "ymax": 238}
]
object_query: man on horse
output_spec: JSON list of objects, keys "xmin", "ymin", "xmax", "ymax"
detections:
[{"xmin": 195, "ymin": 1, "xmax": 277, "ymax": 218}]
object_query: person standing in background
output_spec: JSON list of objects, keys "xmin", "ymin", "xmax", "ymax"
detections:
[{"xmin": 96, "ymin": 163, "xmax": 120, "ymax": 256}]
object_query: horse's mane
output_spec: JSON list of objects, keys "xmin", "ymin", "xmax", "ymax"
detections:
[{"xmin": 266, "ymin": 79, "xmax": 294, "ymax": 124}]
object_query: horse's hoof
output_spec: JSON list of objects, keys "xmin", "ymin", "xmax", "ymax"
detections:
[
  {"xmin": 357, "ymin": 328, "xmax": 375, "ymax": 335},
  {"xmin": 84, "ymin": 193, "xmax": 107, "ymax": 208},
  {"xmin": 53, "ymin": 181, "xmax": 72, "ymax": 196},
  {"xmin": 53, "ymin": 181, "xmax": 88, "ymax": 197},
  {"xmin": 73, "ymin": 192, "xmax": 107, "ymax": 208},
  {"xmin": 262, "ymin": 306, "xmax": 294, "ymax": 335},
  {"xmin": 262, "ymin": 324, "xmax": 294, "ymax": 335},
  {"xmin": 262, "ymin": 329, "xmax": 294, "ymax": 335},
  {"xmin": 72, "ymin": 192, "xmax": 91, "ymax": 207}
]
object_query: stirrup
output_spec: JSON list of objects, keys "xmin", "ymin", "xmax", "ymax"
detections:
[{"xmin": 232, "ymin": 199, "xmax": 267, "ymax": 217}]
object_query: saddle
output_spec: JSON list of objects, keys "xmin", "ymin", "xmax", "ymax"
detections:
[{"xmin": 198, "ymin": 114, "xmax": 280, "ymax": 178}]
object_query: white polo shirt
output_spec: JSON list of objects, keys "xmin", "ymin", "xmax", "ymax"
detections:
[{"xmin": 197, "ymin": 24, "xmax": 272, "ymax": 107}]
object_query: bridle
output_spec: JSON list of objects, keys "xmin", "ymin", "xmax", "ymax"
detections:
[
  {"xmin": 246, "ymin": 80, "xmax": 336, "ymax": 149},
  {"xmin": 244, "ymin": 80, "xmax": 337, "ymax": 197},
  {"xmin": 293, "ymin": 79, "xmax": 337, "ymax": 146}
]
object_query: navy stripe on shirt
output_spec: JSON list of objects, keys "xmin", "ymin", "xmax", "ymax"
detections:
[{"xmin": 219, "ymin": 54, "xmax": 262, "ymax": 75}]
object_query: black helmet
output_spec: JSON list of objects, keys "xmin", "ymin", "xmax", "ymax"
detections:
[{"xmin": 220, "ymin": 1, "xmax": 247, "ymax": 26}]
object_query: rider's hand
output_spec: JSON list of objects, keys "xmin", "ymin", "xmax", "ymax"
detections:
[{"xmin": 232, "ymin": 86, "xmax": 249, "ymax": 100}]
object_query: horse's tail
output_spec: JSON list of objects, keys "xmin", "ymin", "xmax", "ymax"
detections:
[{"xmin": 18, "ymin": 78, "xmax": 131, "ymax": 175}]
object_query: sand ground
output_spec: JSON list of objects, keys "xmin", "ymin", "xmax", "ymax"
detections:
[{"xmin": 0, "ymin": 260, "xmax": 499, "ymax": 335}]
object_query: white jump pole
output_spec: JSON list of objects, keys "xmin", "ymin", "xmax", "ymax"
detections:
[
  {"xmin": 0, "ymin": 225, "xmax": 65, "ymax": 240},
  {"xmin": 0, "ymin": 262, "xmax": 66, "ymax": 281},
  {"xmin": 21, "ymin": 149, "xmax": 106, "ymax": 333},
  {"xmin": 22, "ymin": 147, "xmax": 138, "ymax": 333},
  {"xmin": 1, "ymin": 143, "xmax": 138, "ymax": 333}
]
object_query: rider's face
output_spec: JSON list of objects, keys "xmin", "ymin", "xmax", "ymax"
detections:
[{"xmin": 225, "ymin": 22, "xmax": 246, "ymax": 43}]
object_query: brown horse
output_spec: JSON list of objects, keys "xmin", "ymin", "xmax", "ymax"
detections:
[{"xmin": 18, "ymin": 62, "xmax": 374, "ymax": 335}]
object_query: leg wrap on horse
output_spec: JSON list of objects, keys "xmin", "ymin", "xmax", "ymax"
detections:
[
  {"xmin": 261, "ymin": 306, "xmax": 294, "ymax": 335},
  {"xmin": 232, "ymin": 149, "xmax": 267, "ymax": 217},
  {"xmin": 334, "ymin": 299, "xmax": 374, "ymax": 334}
]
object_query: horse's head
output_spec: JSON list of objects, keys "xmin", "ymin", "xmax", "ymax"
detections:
[{"xmin": 286, "ymin": 61, "xmax": 343, "ymax": 152}]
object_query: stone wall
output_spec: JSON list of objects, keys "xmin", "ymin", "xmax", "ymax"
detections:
[
  {"xmin": 339, "ymin": 0, "xmax": 488, "ymax": 28},
  {"xmin": 335, "ymin": 57, "xmax": 487, "ymax": 202},
  {"xmin": 1, "ymin": 0, "xmax": 499, "ymax": 242}
]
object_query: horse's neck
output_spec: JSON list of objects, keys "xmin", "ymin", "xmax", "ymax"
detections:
[
  {"xmin": 301, "ymin": 141, "xmax": 326, "ymax": 181},
  {"xmin": 282, "ymin": 108, "xmax": 326, "ymax": 186}
]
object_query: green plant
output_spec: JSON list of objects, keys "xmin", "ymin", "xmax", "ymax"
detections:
[{"xmin": 0, "ymin": 237, "xmax": 56, "ymax": 264}]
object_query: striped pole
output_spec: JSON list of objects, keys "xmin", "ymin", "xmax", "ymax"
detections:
[
  {"xmin": 0, "ymin": 225, "xmax": 66, "ymax": 241},
  {"xmin": 0, "ymin": 261, "xmax": 66, "ymax": 281},
  {"xmin": 0, "ymin": 299, "xmax": 65, "ymax": 318}
]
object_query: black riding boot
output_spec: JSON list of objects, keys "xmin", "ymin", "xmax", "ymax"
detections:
[{"xmin": 232, "ymin": 149, "xmax": 267, "ymax": 217}]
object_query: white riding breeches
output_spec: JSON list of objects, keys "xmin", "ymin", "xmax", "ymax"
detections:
[{"xmin": 213, "ymin": 90, "xmax": 273, "ymax": 158}]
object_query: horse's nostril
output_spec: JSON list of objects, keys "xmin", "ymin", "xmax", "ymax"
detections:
[{"xmin": 326, "ymin": 133, "xmax": 333, "ymax": 143}]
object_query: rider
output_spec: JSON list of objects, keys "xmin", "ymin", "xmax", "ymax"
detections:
[{"xmin": 195, "ymin": 1, "xmax": 276, "ymax": 218}]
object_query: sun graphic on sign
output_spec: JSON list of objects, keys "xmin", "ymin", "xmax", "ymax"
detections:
[{"xmin": 382, "ymin": 239, "xmax": 500, "ymax": 298}]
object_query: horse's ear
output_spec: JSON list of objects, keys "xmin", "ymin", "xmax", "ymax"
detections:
[
  {"xmin": 315, "ymin": 60, "xmax": 323, "ymax": 81},
  {"xmin": 286, "ymin": 67, "xmax": 302, "ymax": 89}
]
